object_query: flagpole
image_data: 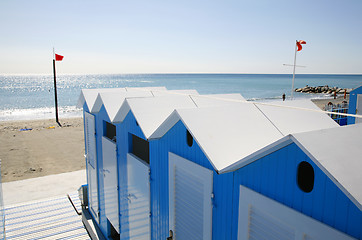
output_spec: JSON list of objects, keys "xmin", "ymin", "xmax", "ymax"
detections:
[
  {"xmin": 53, "ymin": 52, "xmax": 61, "ymax": 127},
  {"xmin": 291, "ymin": 40, "xmax": 298, "ymax": 100}
]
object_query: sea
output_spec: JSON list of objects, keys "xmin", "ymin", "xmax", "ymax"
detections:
[{"xmin": 0, "ymin": 74, "xmax": 361, "ymax": 121}]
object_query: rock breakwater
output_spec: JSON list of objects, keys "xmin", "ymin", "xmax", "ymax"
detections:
[{"xmin": 295, "ymin": 85, "xmax": 352, "ymax": 94}]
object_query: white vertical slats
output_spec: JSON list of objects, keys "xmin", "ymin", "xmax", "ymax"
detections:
[
  {"xmin": 169, "ymin": 153, "xmax": 213, "ymax": 240},
  {"xmin": 126, "ymin": 154, "xmax": 150, "ymax": 240},
  {"xmin": 174, "ymin": 165, "xmax": 203, "ymax": 240},
  {"xmin": 102, "ymin": 137, "xmax": 119, "ymax": 233},
  {"xmin": 84, "ymin": 112, "xmax": 98, "ymax": 223},
  {"xmin": 238, "ymin": 185, "xmax": 357, "ymax": 240},
  {"xmin": 85, "ymin": 112, "xmax": 96, "ymax": 168},
  {"xmin": 248, "ymin": 205, "xmax": 295, "ymax": 240}
]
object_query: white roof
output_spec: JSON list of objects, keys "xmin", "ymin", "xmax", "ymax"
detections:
[
  {"xmin": 76, "ymin": 87, "xmax": 167, "ymax": 110},
  {"xmin": 256, "ymin": 99, "xmax": 339, "ymax": 135},
  {"xmin": 292, "ymin": 123, "xmax": 362, "ymax": 210},
  {"xmin": 78, "ymin": 88, "xmax": 247, "ymax": 139},
  {"xmin": 170, "ymin": 104, "xmax": 284, "ymax": 171},
  {"xmin": 116, "ymin": 95, "xmax": 197, "ymax": 138},
  {"xmin": 114, "ymin": 93, "xmax": 247, "ymax": 139},
  {"xmin": 192, "ymin": 93, "xmax": 246, "ymax": 107},
  {"xmin": 152, "ymin": 99, "xmax": 339, "ymax": 172},
  {"xmin": 76, "ymin": 88, "xmax": 126, "ymax": 110},
  {"xmin": 92, "ymin": 91, "xmax": 154, "ymax": 121}
]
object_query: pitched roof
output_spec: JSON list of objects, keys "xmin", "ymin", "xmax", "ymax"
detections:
[
  {"xmin": 118, "ymin": 95, "xmax": 197, "ymax": 138},
  {"xmin": 77, "ymin": 88, "xmax": 126, "ymax": 110},
  {"xmin": 79, "ymin": 88, "xmax": 341, "ymax": 178},
  {"xmin": 92, "ymin": 91, "xmax": 154, "ymax": 120},
  {"xmin": 76, "ymin": 87, "xmax": 167, "ymax": 110},
  {"xmin": 256, "ymin": 99, "xmax": 339, "ymax": 135},
  {"xmin": 291, "ymin": 123, "xmax": 362, "ymax": 210},
  {"xmin": 151, "ymin": 99, "xmax": 339, "ymax": 172},
  {"xmin": 170, "ymin": 104, "xmax": 284, "ymax": 171},
  {"xmin": 113, "ymin": 93, "xmax": 244, "ymax": 139}
]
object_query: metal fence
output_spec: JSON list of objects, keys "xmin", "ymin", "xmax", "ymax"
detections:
[{"xmin": 325, "ymin": 102, "xmax": 349, "ymax": 126}]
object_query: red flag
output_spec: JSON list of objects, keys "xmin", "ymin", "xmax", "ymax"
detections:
[
  {"xmin": 55, "ymin": 54, "xmax": 64, "ymax": 61},
  {"xmin": 296, "ymin": 40, "xmax": 306, "ymax": 51}
]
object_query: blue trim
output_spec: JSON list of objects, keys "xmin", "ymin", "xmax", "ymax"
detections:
[{"xmin": 347, "ymin": 86, "xmax": 362, "ymax": 124}]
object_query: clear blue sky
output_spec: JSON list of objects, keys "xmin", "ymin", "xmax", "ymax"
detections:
[{"xmin": 1, "ymin": 0, "xmax": 361, "ymax": 74}]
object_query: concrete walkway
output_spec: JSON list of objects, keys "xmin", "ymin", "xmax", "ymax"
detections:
[{"xmin": 2, "ymin": 170, "xmax": 86, "ymax": 206}]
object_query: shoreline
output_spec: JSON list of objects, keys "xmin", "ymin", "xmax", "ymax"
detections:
[{"xmin": 0, "ymin": 117, "xmax": 85, "ymax": 182}]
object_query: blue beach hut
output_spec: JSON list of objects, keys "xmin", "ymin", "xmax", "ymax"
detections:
[
  {"xmin": 347, "ymin": 85, "xmax": 362, "ymax": 125},
  {"xmin": 77, "ymin": 87, "xmax": 168, "ymax": 238},
  {"xmin": 150, "ymin": 99, "xmax": 352, "ymax": 240},
  {"xmin": 79, "ymin": 88, "xmax": 361, "ymax": 240}
]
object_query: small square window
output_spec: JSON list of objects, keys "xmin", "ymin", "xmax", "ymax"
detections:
[
  {"xmin": 131, "ymin": 134, "xmax": 149, "ymax": 164},
  {"xmin": 104, "ymin": 121, "xmax": 116, "ymax": 142}
]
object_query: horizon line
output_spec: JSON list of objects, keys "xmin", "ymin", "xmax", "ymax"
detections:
[{"xmin": 1, "ymin": 72, "xmax": 362, "ymax": 76}]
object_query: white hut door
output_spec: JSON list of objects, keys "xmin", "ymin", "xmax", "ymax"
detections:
[
  {"xmin": 168, "ymin": 152, "xmax": 213, "ymax": 240},
  {"xmin": 102, "ymin": 137, "xmax": 119, "ymax": 233},
  {"xmin": 84, "ymin": 112, "xmax": 99, "ymax": 223},
  {"xmin": 356, "ymin": 94, "xmax": 362, "ymax": 123},
  {"xmin": 238, "ymin": 185, "xmax": 357, "ymax": 240},
  {"xmin": 126, "ymin": 153, "xmax": 150, "ymax": 239}
]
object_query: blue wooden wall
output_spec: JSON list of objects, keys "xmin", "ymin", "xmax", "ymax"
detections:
[
  {"xmin": 152, "ymin": 120, "xmax": 234, "ymax": 240},
  {"xmin": 348, "ymin": 86, "xmax": 362, "ymax": 125},
  {"xmin": 232, "ymin": 143, "xmax": 362, "ymax": 240}
]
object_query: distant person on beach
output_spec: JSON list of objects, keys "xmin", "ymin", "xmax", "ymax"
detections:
[{"xmin": 282, "ymin": 93, "xmax": 286, "ymax": 101}]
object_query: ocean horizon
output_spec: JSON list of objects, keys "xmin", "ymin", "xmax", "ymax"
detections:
[{"xmin": 1, "ymin": 73, "xmax": 361, "ymax": 121}]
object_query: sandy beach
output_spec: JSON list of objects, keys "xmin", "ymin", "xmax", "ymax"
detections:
[{"xmin": 0, "ymin": 118, "xmax": 85, "ymax": 182}]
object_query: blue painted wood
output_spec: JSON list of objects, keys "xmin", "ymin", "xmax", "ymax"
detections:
[
  {"xmin": 347, "ymin": 203, "xmax": 362, "ymax": 238},
  {"xmin": 232, "ymin": 143, "xmax": 362, "ymax": 240},
  {"xmin": 348, "ymin": 86, "xmax": 362, "ymax": 124}
]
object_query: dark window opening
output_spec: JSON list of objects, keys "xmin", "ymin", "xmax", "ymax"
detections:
[
  {"xmin": 131, "ymin": 134, "xmax": 149, "ymax": 164},
  {"xmin": 297, "ymin": 161, "xmax": 314, "ymax": 193},
  {"xmin": 186, "ymin": 130, "xmax": 193, "ymax": 147},
  {"xmin": 104, "ymin": 121, "xmax": 117, "ymax": 142},
  {"xmin": 108, "ymin": 219, "xmax": 120, "ymax": 240}
]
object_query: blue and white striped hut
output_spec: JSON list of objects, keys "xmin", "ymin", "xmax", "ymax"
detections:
[{"xmin": 79, "ymin": 88, "xmax": 361, "ymax": 240}]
